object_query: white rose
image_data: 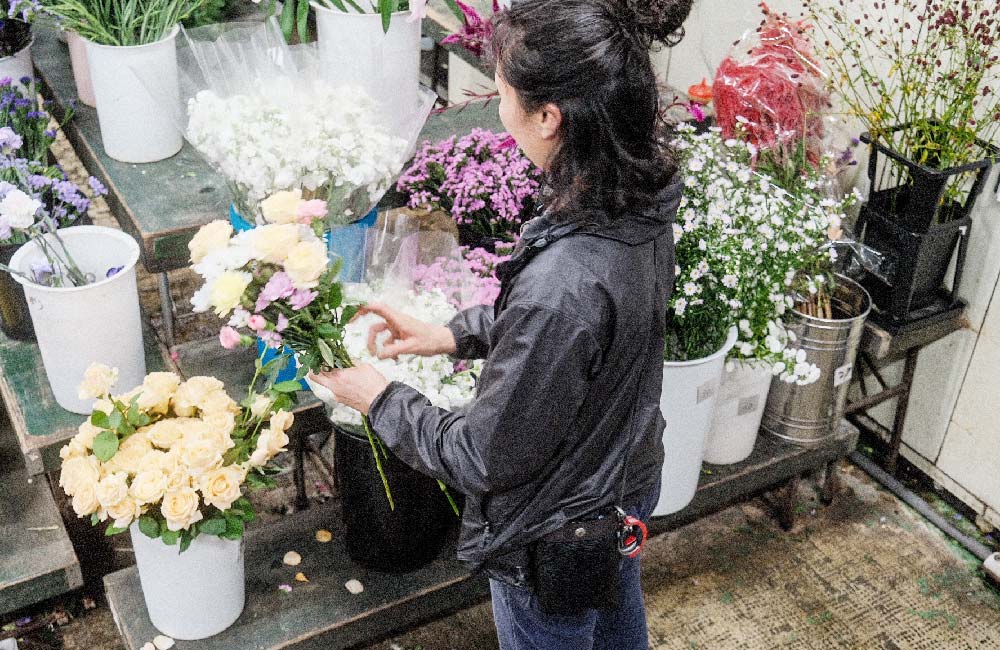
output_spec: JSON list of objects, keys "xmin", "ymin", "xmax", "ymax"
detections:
[
  {"xmin": 95, "ymin": 472, "xmax": 130, "ymax": 508},
  {"xmin": 75, "ymin": 421, "xmax": 103, "ymax": 449},
  {"xmin": 78, "ymin": 364, "xmax": 118, "ymax": 400},
  {"xmin": 143, "ymin": 419, "xmax": 186, "ymax": 450},
  {"xmin": 105, "ymin": 433, "xmax": 152, "ymax": 475},
  {"xmin": 173, "ymin": 377, "xmax": 226, "ymax": 416},
  {"xmin": 71, "ymin": 483, "xmax": 101, "ymax": 518},
  {"xmin": 200, "ymin": 390, "xmax": 238, "ymax": 416},
  {"xmin": 251, "ymin": 223, "xmax": 301, "ymax": 264},
  {"xmin": 283, "ymin": 240, "xmax": 328, "ymax": 289},
  {"xmin": 136, "ymin": 372, "xmax": 182, "ymax": 414},
  {"xmin": 260, "ymin": 189, "xmax": 303, "ymax": 224},
  {"xmin": 188, "ymin": 220, "xmax": 233, "ymax": 263},
  {"xmin": 249, "ymin": 448, "xmax": 272, "ymax": 466},
  {"xmin": 60, "ymin": 455, "xmax": 100, "ymax": 497},
  {"xmin": 130, "ymin": 469, "xmax": 168, "ymax": 505},
  {"xmin": 106, "ymin": 496, "xmax": 142, "ymax": 529},
  {"xmin": 160, "ymin": 488, "xmax": 203, "ymax": 532},
  {"xmin": 202, "ymin": 412, "xmax": 237, "ymax": 450},
  {"xmin": 179, "ymin": 438, "xmax": 224, "ymax": 477},
  {"xmin": 0, "ymin": 188, "xmax": 41, "ymax": 229},
  {"xmin": 249, "ymin": 394, "xmax": 272, "ymax": 419},
  {"xmin": 161, "ymin": 451, "xmax": 193, "ymax": 492},
  {"xmin": 60, "ymin": 438, "xmax": 88, "ymax": 461},
  {"xmin": 268, "ymin": 410, "xmax": 294, "ymax": 433},
  {"xmin": 199, "ymin": 465, "xmax": 246, "ymax": 511}
]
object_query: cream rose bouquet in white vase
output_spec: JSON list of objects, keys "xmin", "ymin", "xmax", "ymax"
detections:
[{"xmin": 58, "ymin": 363, "xmax": 295, "ymax": 640}]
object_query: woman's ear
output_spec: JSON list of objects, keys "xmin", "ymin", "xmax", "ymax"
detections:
[{"xmin": 536, "ymin": 102, "xmax": 562, "ymax": 140}]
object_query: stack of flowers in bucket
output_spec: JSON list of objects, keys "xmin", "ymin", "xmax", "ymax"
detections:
[{"xmin": 59, "ymin": 364, "xmax": 293, "ymax": 639}]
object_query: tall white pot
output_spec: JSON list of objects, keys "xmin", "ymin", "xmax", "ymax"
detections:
[
  {"xmin": 311, "ymin": 4, "xmax": 421, "ymax": 126},
  {"xmin": 66, "ymin": 32, "xmax": 96, "ymax": 107},
  {"xmin": 653, "ymin": 327, "xmax": 737, "ymax": 517},
  {"xmin": 703, "ymin": 360, "xmax": 772, "ymax": 465},
  {"xmin": 84, "ymin": 26, "xmax": 182, "ymax": 163},
  {"xmin": 0, "ymin": 34, "xmax": 34, "ymax": 94},
  {"xmin": 130, "ymin": 524, "xmax": 245, "ymax": 640},
  {"xmin": 10, "ymin": 226, "xmax": 145, "ymax": 414}
]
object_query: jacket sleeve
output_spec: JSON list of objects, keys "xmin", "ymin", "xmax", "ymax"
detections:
[
  {"xmin": 369, "ymin": 302, "xmax": 601, "ymax": 497},
  {"xmin": 446, "ymin": 304, "xmax": 495, "ymax": 360}
]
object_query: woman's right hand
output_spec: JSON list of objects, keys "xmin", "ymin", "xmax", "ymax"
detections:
[{"xmin": 360, "ymin": 302, "xmax": 458, "ymax": 359}]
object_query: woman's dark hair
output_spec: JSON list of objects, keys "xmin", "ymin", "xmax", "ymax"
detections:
[{"xmin": 491, "ymin": 0, "xmax": 693, "ymax": 221}]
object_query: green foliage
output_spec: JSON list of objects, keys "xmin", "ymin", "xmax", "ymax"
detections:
[
  {"xmin": 92, "ymin": 430, "xmax": 119, "ymax": 462},
  {"xmin": 42, "ymin": 0, "xmax": 210, "ymax": 46}
]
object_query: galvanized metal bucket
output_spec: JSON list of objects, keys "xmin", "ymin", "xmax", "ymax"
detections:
[{"xmin": 762, "ymin": 275, "xmax": 871, "ymax": 448}]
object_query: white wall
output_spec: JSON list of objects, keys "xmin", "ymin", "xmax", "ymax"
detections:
[{"xmin": 668, "ymin": 0, "xmax": 1000, "ymax": 528}]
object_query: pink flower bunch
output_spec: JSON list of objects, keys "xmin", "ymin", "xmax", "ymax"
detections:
[
  {"xmin": 440, "ymin": 0, "xmax": 499, "ymax": 58},
  {"xmin": 412, "ymin": 246, "xmax": 511, "ymax": 309},
  {"xmin": 397, "ymin": 129, "xmax": 541, "ymax": 244}
]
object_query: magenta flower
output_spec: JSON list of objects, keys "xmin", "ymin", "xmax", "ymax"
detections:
[
  {"xmin": 256, "ymin": 271, "xmax": 295, "ymax": 311},
  {"xmin": 248, "ymin": 314, "xmax": 267, "ymax": 331},
  {"xmin": 276, "ymin": 313, "xmax": 289, "ymax": 332},
  {"xmin": 289, "ymin": 288, "xmax": 318, "ymax": 310},
  {"xmin": 219, "ymin": 326, "xmax": 242, "ymax": 350},
  {"xmin": 440, "ymin": 0, "xmax": 500, "ymax": 58},
  {"xmin": 259, "ymin": 330, "xmax": 283, "ymax": 349}
]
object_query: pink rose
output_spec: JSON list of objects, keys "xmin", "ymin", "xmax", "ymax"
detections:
[
  {"xmin": 297, "ymin": 200, "xmax": 328, "ymax": 224},
  {"xmin": 248, "ymin": 315, "xmax": 266, "ymax": 331},
  {"xmin": 219, "ymin": 326, "xmax": 242, "ymax": 350}
]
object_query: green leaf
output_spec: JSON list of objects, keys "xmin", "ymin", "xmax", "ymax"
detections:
[
  {"xmin": 327, "ymin": 0, "xmax": 347, "ymax": 10},
  {"xmin": 273, "ymin": 380, "xmax": 302, "ymax": 394},
  {"xmin": 223, "ymin": 514, "xmax": 245, "ymax": 540},
  {"xmin": 317, "ymin": 339, "xmax": 337, "ymax": 369},
  {"xmin": 279, "ymin": 0, "xmax": 297, "ymax": 42},
  {"xmin": 380, "ymin": 0, "xmax": 396, "ymax": 33},
  {"xmin": 441, "ymin": 0, "xmax": 465, "ymax": 22},
  {"xmin": 93, "ymin": 430, "xmax": 120, "ymax": 462},
  {"xmin": 90, "ymin": 512, "xmax": 100, "ymax": 526},
  {"xmin": 199, "ymin": 518, "xmax": 227, "ymax": 536},
  {"xmin": 296, "ymin": 0, "xmax": 310, "ymax": 43},
  {"xmin": 127, "ymin": 406, "xmax": 150, "ymax": 427},
  {"xmin": 161, "ymin": 530, "xmax": 179, "ymax": 546},
  {"xmin": 105, "ymin": 525, "xmax": 127, "ymax": 536},
  {"xmin": 107, "ymin": 409, "xmax": 123, "ymax": 431},
  {"xmin": 341, "ymin": 305, "xmax": 360, "ymax": 324},
  {"xmin": 91, "ymin": 410, "xmax": 110, "ymax": 429},
  {"xmin": 316, "ymin": 323, "xmax": 337, "ymax": 338},
  {"xmin": 329, "ymin": 259, "xmax": 344, "ymax": 285},
  {"xmin": 138, "ymin": 515, "xmax": 160, "ymax": 539},
  {"xmin": 179, "ymin": 533, "xmax": 193, "ymax": 553}
]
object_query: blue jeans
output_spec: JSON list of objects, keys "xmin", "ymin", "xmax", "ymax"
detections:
[{"xmin": 490, "ymin": 483, "xmax": 660, "ymax": 650}]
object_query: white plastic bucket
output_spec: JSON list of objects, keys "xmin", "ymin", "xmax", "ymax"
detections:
[
  {"xmin": 311, "ymin": 4, "xmax": 421, "ymax": 129},
  {"xmin": 703, "ymin": 360, "xmax": 772, "ymax": 465},
  {"xmin": 84, "ymin": 26, "xmax": 182, "ymax": 163},
  {"xmin": 0, "ymin": 35, "xmax": 34, "ymax": 94},
  {"xmin": 130, "ymin": 523, "xmax": 245, "ymax": 640},
  {"xmin": 653, "ymin": 327, "xmax": 738, "ymax": 517},
  {"xmin": 66, "ymin": 32, "xmax": 96, "ymax": 108},
  {"xmin": 10, "ymin": 226, "xmax": 145, "ymax": 414}
]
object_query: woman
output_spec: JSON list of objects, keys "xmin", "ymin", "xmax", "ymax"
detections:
[{"xmin": 310, "ymin": 0, "xmax": 691, "ymax": 646}]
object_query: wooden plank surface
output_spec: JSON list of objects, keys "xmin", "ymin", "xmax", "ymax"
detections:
[
  {"xmin": 860, "ymin": 306, "xmax": 968, "ymax": 361},
  {"xmin": 0, "ymin": 419, "xmax": 82, "ymax": 615},
  {"xmin": 0, "ymin": 327, "xmax": 168, "ymax": 476},
  {"xmin": 103, "ymin": 423, "xmax": 857, "ymax": 650},
  {"xmin": 33, "ymin": 23, "xmax": 505, "ymax": 275}
]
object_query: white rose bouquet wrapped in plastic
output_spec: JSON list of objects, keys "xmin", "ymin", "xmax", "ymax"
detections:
[{"xmin": 59, "ymin": 363, "xmax": 294, "ymax": 551}]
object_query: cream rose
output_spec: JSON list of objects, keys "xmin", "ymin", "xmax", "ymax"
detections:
[
  {"xmin": 199, "ymin": 390, "xmax": 238, "ymax": 416},
  {"xmin": 144, "ymin": 419, "xmax": 186, "ymax": 450},
  {"xmin": 60, "ymin": 439, "xmax": 88, "ymax": 461},
  {"xmin": 188, "ymin": 220, "xmax": 233, "ymax": 263},
  {"xmin": 249, "ymin": 395, "xmax": 272, "ymax": 419},
  {"xmin": 78, "ymin": 364, "xmax": 118, "ymax": 400},
  {"xmin": 130, "ymin": 469, "xmax": 168, "ymax": 505},
  {"xmin": 71, "ymin": 483, "xmax": 101, "ymax": 517},
  {"xmin": 250, "ymin": 428, "xmax": 289, "ymax": 467},
  {"xmin": 283, "ymin": 240, "xmax": 328, "ymax": 289},
  {"xmin": 105, "ymin": 433, "xmax": 153, "ymax": 475},
  {"xmin": 252, "ymin": 224, "xmax": 301, "ymax": 264},
  {"xmin": 60, "ymin": 455, "xmax": 100, "ymax": 497},
  {"xmin": 199, "ymin": 465, "xmax": 246, "ymax": 511},
  {"xmin": 179, "ymin": 438, "xmax": 224, "ymax": 477},
  {"xmin": 161, "ymin": 451, "xmax": 192, "ymax": 492},
  {"xmin": 172, "ymin": 377, "xmax": 227, "ymax": 416},
  {"xmin": 95, "ymin": 472, "xmax": 130, "ymax": 508},
  {"xmin": 106, "ymin": 496, "xmax": 142, "ymax": 528},
  {"xmin": 93, "ymin": 398, "xmax": 115, "ymax": 415},
  {"xmin": 136, "ymin": 372, "xmax": 182, "ymax": 414},
  {"xmin": 268, "ymin": 410, "xmax": 294, "ymax": 433},
  {"xmin": 160, "ymin": 487, "xmax": 203, "ymax": 531},
  {"xmin": 209, "ymin": 271, "xmax": 252, "ymax": 317},
  {"xmin": 202, "ymin": 411, "xmax": 237, "ymax": 446},
  {"xmin": 260, "ymin": 189, "xmax": 303, "ymax": 225}
]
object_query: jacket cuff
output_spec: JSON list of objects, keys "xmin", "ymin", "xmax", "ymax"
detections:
[
  {"xmin": 368, "ymin": 381, "xmax": 421, "ymax": 441},
  {"xmin": 447, "ymin": 319, "xmax": 478, "ymax": 360}
]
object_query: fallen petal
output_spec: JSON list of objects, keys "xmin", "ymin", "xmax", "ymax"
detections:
[
  {"xmin": 153, "ymin": 636, "xmax": 175, "ymax": 650},
  {"xmin": 315, "ymin": 529, "xmax": 332, "ymax": 543},
  {"xmin": 295, "ymin": 572, "xmax": 309, "ymax": 583},
  {"xmin": 141, "ymin": 644, "xmax": 155, "ymax": 650},
  {"xmin": 345, "ymin": 579, "xmax": 364, "ymax": 595},
  {"xmin": 284, "ymin": 551, "xmax": 302, "ymax": 566},
  {"xmin": 279, "ymin": 584, "xmax": 293, "ymax": 593}
]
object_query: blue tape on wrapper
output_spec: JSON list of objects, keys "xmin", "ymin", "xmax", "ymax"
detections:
[{"xmin": 228, "ymin": 204, "xmax": 377, "ymax": 389}]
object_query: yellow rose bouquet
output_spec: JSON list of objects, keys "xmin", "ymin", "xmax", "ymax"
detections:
[{"xmin": 59, "ymin": 363, "xmax": 295, "ymax": 551}]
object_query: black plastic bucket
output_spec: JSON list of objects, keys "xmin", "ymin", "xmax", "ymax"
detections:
[
  {"xmin": 0, "ymin": 242, "xmax": 34, "ymax": 341},
  {"xmin": 334, "ymin": 424, "xmax": 458, "ymax": 573}
]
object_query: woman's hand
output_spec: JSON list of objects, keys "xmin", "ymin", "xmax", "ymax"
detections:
[
  {"xmin": 308, "ymin": 365, "xmax": 389, "ymax": 416},
  {"xmin": 361, "ymin": 302, "xmax": 457, "ymax": 359}
]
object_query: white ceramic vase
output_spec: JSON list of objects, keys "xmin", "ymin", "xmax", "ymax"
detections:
[
  {"xmin": 130, "ymin": 523, "xmax": 245, "ymax": 640},
  {"xmin": 9, "ymin": 226, "xmax": 145, "ymax": 413},
  {"xmin": 84, "ymin": 26, "xmax": 182, "ymax": 163},
  {"xmin": 66, "ymin": 32, "xmax": 96, "ymax": 107},
  {"xmin": 653, "ymin": 327, "xmax": 738, "ymax": 517},
  {"xmin": 703, "ymin": 360, "xmax": 773, "ymax": 465}
]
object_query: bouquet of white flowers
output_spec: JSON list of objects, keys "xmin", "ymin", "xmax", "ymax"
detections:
[
  {"xmin": 59, "ymin": 363, "xmax": 294, "ymax": 550},
  {"xmin": 670, "ymin": 124, "xmax": 857, "ymax": 384},
  {"xmin": 180, "ymin": 20, "xmax": 434, "ymax": 228}
]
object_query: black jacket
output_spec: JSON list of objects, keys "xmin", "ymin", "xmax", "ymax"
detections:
[{"xmin": 369, "ymin": 181, "xmax": 681, "ymax": 586}]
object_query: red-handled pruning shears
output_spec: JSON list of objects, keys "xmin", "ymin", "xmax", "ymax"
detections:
[{"xmin": 615, "ymin": 508, "xmax": 648, "ymax": 558}]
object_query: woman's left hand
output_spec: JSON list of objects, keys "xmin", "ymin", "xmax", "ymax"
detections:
[{"xmin": 308, "ymin": 365, "xmax": 389, "ymax": 416}]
